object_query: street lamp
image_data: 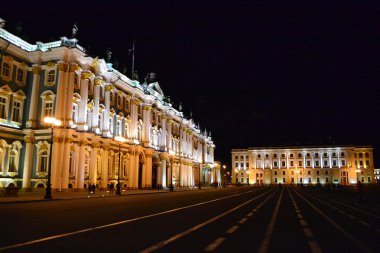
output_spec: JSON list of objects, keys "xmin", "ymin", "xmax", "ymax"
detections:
[
  {"xmin": 115, "ymin": 136, "xmax": 126, "ymax": 195},
  {"xmin": 222, "ymin": 165, "xmax": 226, "ymax": 187},
  {"xmin": 44, "ymin": 116, "xmax": 61, "ymax": 200}
]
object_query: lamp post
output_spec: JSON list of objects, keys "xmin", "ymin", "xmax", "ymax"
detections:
[
  {"xmin": 44, "ymin": 117, "xmax": 61, "ymax": 200},
  {"xmin": 115, "ymin": 136, "xmax": 126, "ymax": 195},
  {"xmin": 222, "ymin": 165, "xmax": 226, "ymax": 187}
]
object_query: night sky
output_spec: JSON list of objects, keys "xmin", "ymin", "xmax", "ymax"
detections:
[{"xmin": 3, "ymin": 0, "xmax": 380, "ymax": 167}]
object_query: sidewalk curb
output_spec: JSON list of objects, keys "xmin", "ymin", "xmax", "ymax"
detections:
[{"xmin": 0, "ymin": 188, "xmax": 215, "ymax": 204}]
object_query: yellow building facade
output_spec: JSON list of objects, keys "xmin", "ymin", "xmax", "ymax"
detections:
[{"xmin": 232, "ymin": 146, "xmax": 375, "ymax": 186}]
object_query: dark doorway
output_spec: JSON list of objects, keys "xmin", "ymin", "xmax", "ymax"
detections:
[
  {"xmin": 152, "ymin": 164, "xmax": 157, "ymax": 189},
  {"xmin": 138, "ymin": 162, "xmax": 143, "ymax": 189}
]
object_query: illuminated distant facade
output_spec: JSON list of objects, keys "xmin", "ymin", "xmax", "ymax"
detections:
[
  {"xmin": 0, "ymin": 25, "xmax": 215, "ymax": 190},
  {"xmin": 374, "ymin": 169, "xmax": 380, "ymax": 182},
  {"xmin": 232, "ymin": 146, "xmax": 375, "ymax": 185}
]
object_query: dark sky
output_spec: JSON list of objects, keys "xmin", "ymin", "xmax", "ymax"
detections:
[{"xmin": 3, "ymin": 0, "xmax": 380, "ymax": 167}]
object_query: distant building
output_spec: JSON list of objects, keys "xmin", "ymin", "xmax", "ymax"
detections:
[
  {"xmin": 374, "ymin": 169, "xmax": 380, "ymax": 182},
  {"xmin": 231, "ymin": 146, "xmax": 374, "ymax": 185},
  {"xmin": 0, "ymin": 26, "xmax": 215, "ymax": 190}
]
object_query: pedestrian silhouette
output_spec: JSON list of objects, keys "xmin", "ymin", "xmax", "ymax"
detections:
[
  {"xmin": 110, "ymin": 183, "xmax": 114, "ymax": 193},
  {"xmin": 91, "ymin": 184, "xmax": 96, "ymax": 194}
]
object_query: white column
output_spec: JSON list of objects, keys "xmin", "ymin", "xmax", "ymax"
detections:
[
  {"xmin": 142, "ymin": 105, "xmax": 152, "ymax": 147},
  {"xmin": 61, "ymin": 141, "xmax": 70, "ymax": 190},
  {"xmin": 102, "ymin": 84, "xmax": 111, "ymax": 137},
  {"xmin": 75, "ymin": 143, "xmax": 85, "ymax": 189},
  {"xmin": 167, "ymin": 119, "xmax": 172, "ymax": 151},
  {"xmin": 101, "ymin": 148, "xmax": 109, "ymax": 189},
  {"xmin": 90, "ymin": 144, "xmax": 98, "ymax": 184},
  {"xmin": 26, "ymin": 66, "xmax": 41, "ymax": 128},
  {"xmin": 92, "ymin": 79, "xmax": 102, "ymax": 132},
  {"xmin": 22, "ymin": 135, "xmax": 34, "ymax": 189},
  {"xmin": 130, "ymin": 99, "xmax": 139, "ymax": 140},
  {"xmin": 56, "ymin": 62, "xmax": 68, "ymax": 120},
  {"xmin": 78, "ymin": 72, "xmax": 90, "ymax": 131},
  {"xmin": 161, "ymin": 160, "xmax": 167, "ymax": 188},
  {"xmin": 65, "ymin": 64, "xmax": 77, "ymax": 127}
]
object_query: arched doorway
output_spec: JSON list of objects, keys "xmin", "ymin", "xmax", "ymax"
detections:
[{"xmin": 151, "ymin": 155, "xmax": 160, "ymax": 189}]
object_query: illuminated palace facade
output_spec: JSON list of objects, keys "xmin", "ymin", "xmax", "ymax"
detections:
[
  {"xmin": 232, "ymin": 146, "xmax": 375, "ymax": 186},
  {"xmin": 0, "ymin": 26, "xmax": 215, "ymax": 190}
]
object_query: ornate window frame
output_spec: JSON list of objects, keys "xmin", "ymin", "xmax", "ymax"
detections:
[
  {"xmin": 6, "ymin": 141, "xmax": 22, "ymax": 176},
  {"xmin": 1, "ymin": 59, "xmax": 12, "ymax": 81},
  {"xmin": 40, "ymin": 91, "xmax": 56, "ymax": 124},
  {"xmin": 0, "ymin": 85, "xmax": 12, "ymax": 122},
  {"xmin": 11, "ymin": 90, "xmax": 26, "ymax": 125},
  {"xmin": 45, "ymin": 63, "xmax": 57, "ymax": 86},
  {"xmin": 35, "ymin": 141, "xmax": 50, "ymax": 177}
]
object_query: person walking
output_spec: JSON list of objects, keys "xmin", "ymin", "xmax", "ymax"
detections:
[
  {"xmin": 91, "ymin": 184, "xmax": 96, "ymax": 194},
  {"xmin": 110, "ymin": 183, "xmax": 114, "ymax": 193}
]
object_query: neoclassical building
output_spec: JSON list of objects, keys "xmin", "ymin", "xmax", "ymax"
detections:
[
  {"xmin": 232, "ymin": 146, "xmax": 375, "ymax": 186},
  {"xmin": 0, "ymin": 25, "xmax": 215, "ymax": 190}
]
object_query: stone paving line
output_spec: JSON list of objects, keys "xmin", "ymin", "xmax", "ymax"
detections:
[{"xmin": 0, "ymin": 187, "xmax": 207, "ymax": 204}]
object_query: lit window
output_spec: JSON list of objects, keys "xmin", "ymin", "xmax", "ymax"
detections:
[{"xmin": 44, "ymin": 101, "xmax": 53, "ymax": 118}]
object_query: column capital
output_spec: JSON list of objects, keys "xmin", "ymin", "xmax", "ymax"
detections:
[
  {"xmin": 81, "ymin": 71, "xmax": 93, "ymax": 80},
  {"xmin": 105, "ymin": 84, "xmax": 114, "ymax": 91},
  {"xmin": 69, "ymin": 64, "xmax": 80, "ymax": 72},
  {"xmin": 143, "ymin": 105, "xmax": 152, "ymax": 111},
  {"xmin": 58, "ymin": 62, "xmax": 68, "ymax": 72},
  {"xmin": 32, "ymin": 66, "xmax": 41, "ymax": 75},
  {"xmin": 24, "ymin": 136, "xmax": 35, "ymax": 144},
  {"xmin": 94, "ymin": 78, "xmax": 105, "ymax": 86}
]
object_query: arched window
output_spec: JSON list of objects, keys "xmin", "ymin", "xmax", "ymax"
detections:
[
  {"xmin": 124, "ymin": 122, "xmax": 129, "ymax": 138},
  {"xmin": 47, "ymin": 70, "xmax": 56, "ymax": 83},
  {"xmin": 72, "ymin": 103, "xmax": 78, "ymax": 124},
  {"xmin": 16, "ymin": 69, "xmax": 24, "ymax": 83},
  {"xmin": 1, "ymin": 63, "xmax": 10, "ymax": 78},
  {"xmin": 109, "ymin": 117, "xmax": 114, "ymax": 135},
  {"xmin": 137, "ymin": 124, "xmax": 142, "ymax": 142},
  {"xmin": 8, "ymin": 150, "xmax": 17, "ymax": 173},
  {"xmin": 40, "ymin": 91, "xmax": 56, "ymax": 121},
  {"xmin": 116, "ymin": 119, "xmax": 122, "ymax": 136}
]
